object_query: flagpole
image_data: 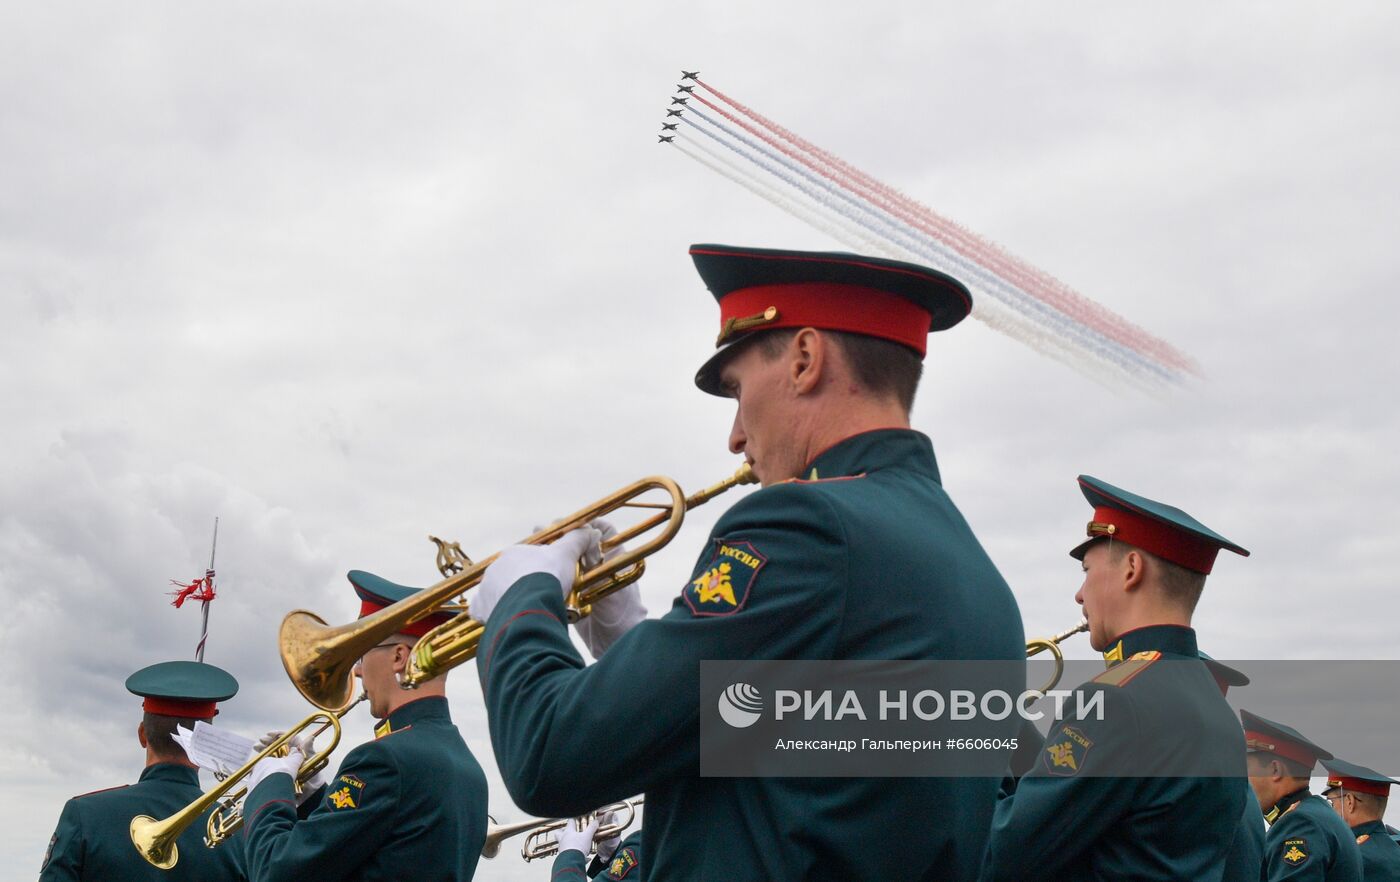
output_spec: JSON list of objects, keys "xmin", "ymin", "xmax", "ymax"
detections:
[{"xmin": 197, "ymin": 517, "xmax": 219, "ymax": 662}]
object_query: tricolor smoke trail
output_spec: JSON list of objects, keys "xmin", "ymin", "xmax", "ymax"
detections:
[{"xmin": 659, "ymin": 76, "xmax": 1198, "ymax": 390}]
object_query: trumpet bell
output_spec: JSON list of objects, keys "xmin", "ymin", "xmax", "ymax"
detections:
[
  {"xmin": 279, "ymin": 609, "xmax": 363, "ymax": 713},
  {"xmin": 130, "ymin": 814, "xmax": 179, "ymax": 870}
]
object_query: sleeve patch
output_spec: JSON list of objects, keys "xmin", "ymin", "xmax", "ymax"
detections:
[
  {"xmin": 41, "ymin": 833, "xmax": 56, "ymax": 871},
  {"xmin": 325, "ymin": 773, "xmax": 365, "ymax": 811},
  {"xmin": 1042, "ymin": 725, "xmax": 1095, "ymax": 776},
  {"xmin": 1282, "ymin": 838, "xmax": 1309, "ymax": 865},
  {"xmin": 606, "ymin": 846, "xmax": 640, "ymax": 879},
  {"xmin": 682, "ymin": 538, "xmax": 766, "ymax": 617}
]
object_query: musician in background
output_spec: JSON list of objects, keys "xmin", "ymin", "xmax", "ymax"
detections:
[
  {"xmin": 40, "ymin": 660, "xmax": 245, "ymax": 881},
  {"xmin": 980, "ymin": 477, "xmax": 1252, "ymax": 881},
  {"xmin": 469, "ymin": 244, "xmax": 1026, "ymax": 880},
  {"xmin": 240, "ymin": 572, "xmax": 487, "ymax": 881},
  {"xmin": 549, "ymin": 810, "xmax": 642, "ymax": 881},
  {"xmin": 1201, "ymin": 653, "xmax": 1266, "ymax": 882},
  {"xmin": 1244, "ymin": 711, "xmax": 1361, "ymax": 881},
  {"xmin": 1321, "ymin": 758, "xmax": 1400, "ymax": 880}
]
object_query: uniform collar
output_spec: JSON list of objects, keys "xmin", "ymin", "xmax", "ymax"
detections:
[
  {"xmin": 1265, "ymin": 787, "xmax": 1311, "ymax": 825},
  {"xmin": 800, "ymin": 428, "xmax": 939, "ymax": 483},
  {"xmin": 139, "ymin": 763, "xmax": 200, "ymax": 786},
  {"xmin": 1352, "ymin": 819, "xmax": 1388, "ymax": 837},
  {"xmin": 1102, "ymin": 624, "xmax": 1198, "ymax": 666},
  {"xmin": 374, "ymin": 694, "xmax": 450, "ymax": 738}
]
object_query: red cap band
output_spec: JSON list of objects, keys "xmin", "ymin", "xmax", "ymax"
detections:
[
  {"xmin": 1328, "ymin": 776, "xmax": 1392, "ymax": 797},
  {"xmin": 358, "ymin": 599, "xmax": 452, "ymax": 639},
  {"xmin": 718, "ymin": 283, "xmax": 932, "ymax": 356},
  {"xmin": 1092, "ymin": 505, "xmax": 1221, "ymax": 574},
  {"xmin": 1246, "ymin": 730, "xmax": 1319, "ymax": 769},
  {"xmin": 142, "ymin": 697, "xmax": 218, "ymax": 719}
]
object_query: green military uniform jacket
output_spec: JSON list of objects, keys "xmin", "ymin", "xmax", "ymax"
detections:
[
  {"xmin": 550, "ymin": 830, "xmax": 643, "ymax": 881},
  {"xmin": 981, "ymin": 625, "xmax": 1249, "ymax": 882},
  {"xmin": 241, "ymin": 696, "xmax": 487, "ymax": 882},
  {"xmin": 1263, "ymin": 789, "xmax": 1361, "ymax": 881},
  {"xmin": 1223, "ymin": 789, "xmax": 1267, "ymax": 882},
  {"xmin": 1352, "ymin": 820, "xmax": 1400, "ymax": 882},
  {"xmin": 479, "ymin": 429, "xmax": 1026, "ymax": 881},
  {"xmin": 40, "ymin": 762, "xmax": 246, "ymax": 881}
]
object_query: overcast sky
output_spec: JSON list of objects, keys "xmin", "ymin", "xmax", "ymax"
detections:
[{"xmin": 3, "ymin": 2, "xmax": 1398, "ymax": 877}]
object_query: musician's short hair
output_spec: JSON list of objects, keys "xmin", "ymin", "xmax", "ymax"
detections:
[
  {"xmin": 756, "ymin": 329, "xmax": 923, "ymax": 411},
  {"xmin": 1102, "ymin": 541, "xmax": 1207, "ymax": 613},
  {"xmin": 143, "ymin": 711, "xmax": 211, "ymax": 760}
]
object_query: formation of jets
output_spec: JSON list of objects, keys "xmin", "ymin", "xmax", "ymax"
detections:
[{"xmin": 659, "ymin": 71, "xmax": 700, "ymax": 144}]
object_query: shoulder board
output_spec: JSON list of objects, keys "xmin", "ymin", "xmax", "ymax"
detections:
[
  {"xmin": 1358, "ymin": 834, "xmax": 1371, "ymax": 845},
  {"xmin": 783, "ymin": 471, "xmax": 867, "ymax": 485},
  {"xmin": 1092, "ymin": 651, "xmax": 1162, "ymax": 687},
  {"xmin": 374, "ymin": 723, "xmax": 413, "ymax": 741},
  {"xmin": 1283, "ymin": 800, "xmax": 1301, "ymax": 816},
  {"xmin": 74, "ymin": 784, "xmax": 128, "ymax": 800}
]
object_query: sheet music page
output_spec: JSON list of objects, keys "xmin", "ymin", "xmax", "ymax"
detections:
[{"xmin": 173, "ymin": 721, "xmax": 258, "ymax": 776}]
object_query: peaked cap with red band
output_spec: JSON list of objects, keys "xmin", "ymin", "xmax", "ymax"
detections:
[
  {"xmin": 1068, "ymin": 475, "xmax": 1250, "ymax": 575},
  {"xmin": 1199, "ymin": 650, "xmax": 1250, "ymax": 695},
  {"xmin": 1241, "ymin": 709, "xmax": 1331, "ymax": 771},
  {"xmin": 348, "ymin": 570, "xmax": 459, "ymax": 639},
  {"xmin": 688, "ymin": 244, "xmax": 973, "ymax": 396},
  {"xmin": 126, "ymin": 660, "xmax": 238, "ymax": 719},
  {"xmin": 1322, "ymin": 757, "xmax": 1400, "ymax": 798}
]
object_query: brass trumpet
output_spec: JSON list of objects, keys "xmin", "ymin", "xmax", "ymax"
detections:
[
  {"xmin": 1025, "ymin": 619, "xmax": 1090, "ymax": 693},
  {"xmin": 130, "ymin": 705, "xmax": 351, "ymax": 868},
  {"xmin": 280, "ymin": 465, "xmax": 757, "ymax": 711},
  {"xmin": 482, "ymin": 798, "xmax": 643, "ymax": 862},
  {"xmin": 203, "ymin": 693, "xmax": 366, "ymax": 847}
]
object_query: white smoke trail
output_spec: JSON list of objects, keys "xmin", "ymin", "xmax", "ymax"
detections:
[{"xmin": 673, "ymin": 138, "xmax": 890, "ymax": 257}]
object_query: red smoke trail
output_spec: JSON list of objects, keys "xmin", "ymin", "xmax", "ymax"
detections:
[{"xmin": 695, "ymin": 80, "xmax": 1195, "ymax": 376}]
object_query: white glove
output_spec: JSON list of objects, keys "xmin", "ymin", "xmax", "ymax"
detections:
[
  {"xmin": 296, "ymin": 763, "xmax": 328, "ymax": 806},
  {"xmin": 254, "ymin": 729, "xmax": 314, "ymax": 755},
  {"xmin": 554, "ymin": 812, "xmax": 601, "ymax": 858},
  {"xmin": 470, "ymin": 527, "xmax": 599, "ymax": 624},
  {"xmin": 574, "ymin": 520, "xmax": 647, "ymax": 658},
  {"xmin": 245, "ymin": 746, "xmax": 303, "ymax": 795},
  {"xmin": 594, "ymin": 810, "xmax": 622, "ymax": 862},
  {"xmin": 252, "ymin": 730, "xmax": 322, "ymax": 804}
]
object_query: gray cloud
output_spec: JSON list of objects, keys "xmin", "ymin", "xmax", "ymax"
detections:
[{"xmin": 3, "ymin": 2, "xmax": 1398, "ymax": 877}]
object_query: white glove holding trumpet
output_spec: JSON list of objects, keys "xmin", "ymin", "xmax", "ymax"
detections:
[{"xmin": 573, "ymin": 519, "xmax": 648, "ymax": 658}]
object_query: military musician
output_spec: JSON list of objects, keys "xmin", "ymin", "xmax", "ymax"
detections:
[
  {"xmin": 39, "ymin": 660, "xmax": 246, "ymax": 881},
  {"xmin": 1244, "ymin": 710, "xmax": 1362, "ymax": 881},
  {"xmin": 1321, "ymin": 758, "xmax": 1400, "ymax": 881},
  {"xmin": 468, "ymin": 244, "xmax": 1026, "ymax": 880},
  {"xmin": 981, "ymin": 477, "xmax": 1252, "ymax": 880},
  {"xmin": 240, "ymin": 572, "xmax": 489, "ymax": 881}
]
